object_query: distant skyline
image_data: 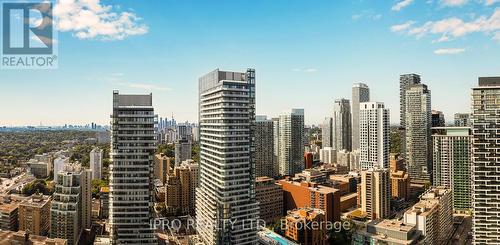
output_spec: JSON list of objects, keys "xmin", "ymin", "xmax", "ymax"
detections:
[{"xmin": 1, "ymin": 0, "xmax": 500, "ymax": 126}]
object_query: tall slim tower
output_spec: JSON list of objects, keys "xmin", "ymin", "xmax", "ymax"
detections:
[
  {"xmin": 333, "ymin": 99, "xmax": 352, "ymax": 151},
  {"xmin": 399, "ymin": 74, "xmax": 421, "ymax": 128},
  {"xmin": 196, "ymin": 69, "xmax": 259, "ymax": 245},
  {"xmin": 361, "ymin": 168, "xmax": 391, "ymax": 220},
  {"xmin": 90, "ymin": 148, "xmax": 103, "ymax": 180},
  {"xmin": 471, "ymin": 77, "xmax": 500, "ymax": 244},
  {"xmin": 359, "ymin": 102, "xmax": 390, "ymax": 170},
  {"xmin": 432, "ymin": 127, "xmax": 472, "ymax": 212},
  {"xmin": 255, "ymin": 116, "xmax": 276, "ymax": 178},
  {"xmin": 278, "ymin": 109, "xmax": 305, "ymax": 176},
  {"xmin": 352, "ymin": 83, "xmax": 370, "ymax": 150},
  {"xmin": 109, "ymin": 91, "xmax": 157, "ymax": 244},
  {"xmin": 405, "ymin": 84, "xmax": 432, "ymax": 183},
  {"xmin": 322, "ymin": 117, "xmax": 333, "ymax": 148}
]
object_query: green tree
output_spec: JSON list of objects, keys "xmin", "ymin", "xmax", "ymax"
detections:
[
  {"xmin": 91, "ymin": 179, "xmax": 109, "ymax": 198},
  {"xmin": 22, "ymin": 179, "xmax": 53, "ymax": 195},
  {"xmin": 157, "ymin": 143, "xmax": 175, "ymax": 157}
]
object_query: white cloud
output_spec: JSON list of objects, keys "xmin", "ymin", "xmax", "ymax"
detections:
[
  {"xmin": 394, "ymin": 9, "xmax": 500, "ymax": 42},
  {"xmin": 104, "ymin": 73, "xmax": 170, "ymax": 91},
  {"xmin": 432, "ymin": 35, "xmax": 451, "ymax": 43},
  {"xmin": 391, "ymin": 20, "xmax": 416, "ymax": 32},
  {"xmin": 440, "ymin": 0, "xmax": 468, "ymax": 6},
  {"xmin": 127, "ymin": 83, "xmax": 170, "ymax": 91},
  {"xmin": 494, "ymin": 32, "xmax": 500, "ymax": 41},
  {"xmin": 485, "ymin": 0, "xmax": 500, "ymax": 5},
  {"xmin": 292, "ymin": 68, "xmax": 318, "ymax": 73},
  {"xmin": 352, "ymin": 11, "xmax": 382, "ymax": 21},
  {"xmin": 434, "ymin": 48, "xmax": 466, "ymax": 54},
  {"xmin": 54, "ymin": 0, "xmax": 148, "ymax": 40},
  {"xmin": 392, "ymin": 0, "xmax": 414, "ymax": 11}
]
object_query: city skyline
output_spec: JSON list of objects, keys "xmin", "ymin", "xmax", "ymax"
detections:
[{"xmin": 2, "ymin": 0, "xmax": 500, "ymax": 126}]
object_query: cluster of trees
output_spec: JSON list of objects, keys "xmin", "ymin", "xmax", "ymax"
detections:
[
  {"xmin": 157, "ymin": 143, "xmax": 175, "ymax": 157},
  {"xmin": 91, "ymin": 179, "xmax": 109, "ymax": 198},
  {"xmin": 70, "ymin": 143, "xmax": 110, "ymax": 168},
  {"xmin": 22, "ymin": 179, "xmax": 53, "ymax": 195},
  {"xmin": 156, "ymin": 142, "xmax": 200, "ymax": 163},
  {"xmin": 0, "ymin": 130, "xmax": 95, "ymax": 165},
  {"xmin": 390, "ymin": 126, "xmax": 404, "ymax": 155}
]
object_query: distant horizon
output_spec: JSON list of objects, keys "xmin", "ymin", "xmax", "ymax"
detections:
[{"xmin": 2, "ymin": 1, "xmax": 498, "ymax": 126}]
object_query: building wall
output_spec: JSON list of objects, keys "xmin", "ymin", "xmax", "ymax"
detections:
[
  {"xmin": 255, "ymin": 118, "xmax": 276, "ymax": 178},
  {"xmin": 255, "ymin": 177, "xmax": 283, "ymax": 225},
  {"xmin": 278, "ymin": 109, "xmax": 305, "ymax": 176},
  {"xmin": 109, "ymin": 92, "xmax": 157, "ymax": 244},
  {"xmin": 19, "ymin": 195, "xmax": 51, "ymax": 236},
  {"xmin": 432, "ymin": 127, "xmax": 472, "ymax": 211},
  {"xmin": 361, "ymin": 169, "xmax": 391, "ymax": 220},
  {"xmin": 405, "ymin": 84, "xmax": 432, "ymax": 183},
  {"xmin": 333, "ymin": 99, "xmax": 352, "ymax": 152},
  {"xmin": 352, "ymin": 83, "xmax": 370, "ymax": 151},
  {"xmin": 196, "ymin": 69, "xmax": 259, "ymax": 245},
  {"xmin": 278, "ymin": 179, "xmax": 340, "ymax": 222},
  {"xmin": 471, "ymin": 78, "xmax": 500, "ymax": 243},
  {"xmin": 359, "ymin": 102, "xmax": 390, "ymax": 170}
]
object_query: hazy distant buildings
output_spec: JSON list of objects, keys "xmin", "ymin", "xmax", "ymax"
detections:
[
  {"xmin": 333, "ymin": 99, "xmax": 352, "ymax": 151},
  {"xmin": 89, "ymin": 148, "xmax": 103, "ymax": 180},
  {"xmin": 454, "ymin": 113, "xmax": 471, "ymax": 126},
  {"xmin": 359, "ymin": 102, "xmax": 390, "ymax": 170},
  {"xmin": 278, "ymin": 109, "xmax": 305, "ymax": 176},
  {"xmin": 174, "ymin": 138, "xmax": 192, "ymax": 166},
  {"xmin": 471, "ymin": 77, "xmax": 500, "ymax": 243},
  {"xmin": 352, "ymin": 83, "xmax": 370, "ymax": 151},
  {"xmin": 432, "ymin": 127, "xmax": 472, "ymax": 212},
  {"xmin": 405, "ymin": 84, "xmax": 432, "ymax": 183},
  {"xmin": 361, "ymin": 168, "xmax": 391, "ymax": 220},
  {"xmin": 196, "ymin": 69, "xmax": 259, "ymax": 244},
  {"xmin": 109, "ymin": 91, "xmax": 157, "ymax": 244},
  {"xmin": 255, "ymin": 116, "xmax": 277, "ymax": 178},
  {"xmin": 399, "ymin": 74, "xmax": 421, "ymax": 127}
]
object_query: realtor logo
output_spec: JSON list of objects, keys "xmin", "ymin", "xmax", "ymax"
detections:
[{"xmin": 1, "ymin": 1, "xmax": 58, "ymax": 69}]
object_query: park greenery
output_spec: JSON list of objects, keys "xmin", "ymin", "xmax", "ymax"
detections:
[
  {"xmin": 22, "ymin": 179, "xmax": 53, "ymax": 196},
  {"xmin": 0, "ymin": 130, "xmax": 95, "ymax": 165}
]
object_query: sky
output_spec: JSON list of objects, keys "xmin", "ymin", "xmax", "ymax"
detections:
[{"xmin": 1, "ymin": 0, "xmax": 500, "ymax": 126}]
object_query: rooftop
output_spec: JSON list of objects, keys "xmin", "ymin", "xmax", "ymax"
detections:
[
  {"xmin": 369, "ymin": 219, "xmax": 415, "ymax": 233},
  {"xmin": 21, "ymin": 194, "xmax": 51, "ymax": 207},
  {"xmin": 478, "ymin": 77, "xmax": 500, "ymax": 86},
  {"xmin": 0, "ymin": 230, "xmax": 67, "ymax": 245},
  {"xmin": 0, "ymin": 202, "xmax": 19, "ymax": 213}
]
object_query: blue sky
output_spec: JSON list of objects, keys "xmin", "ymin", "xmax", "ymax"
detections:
[{"xmin": 1, "ymin": 0, "xmax": 499, "ymax": 126}]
